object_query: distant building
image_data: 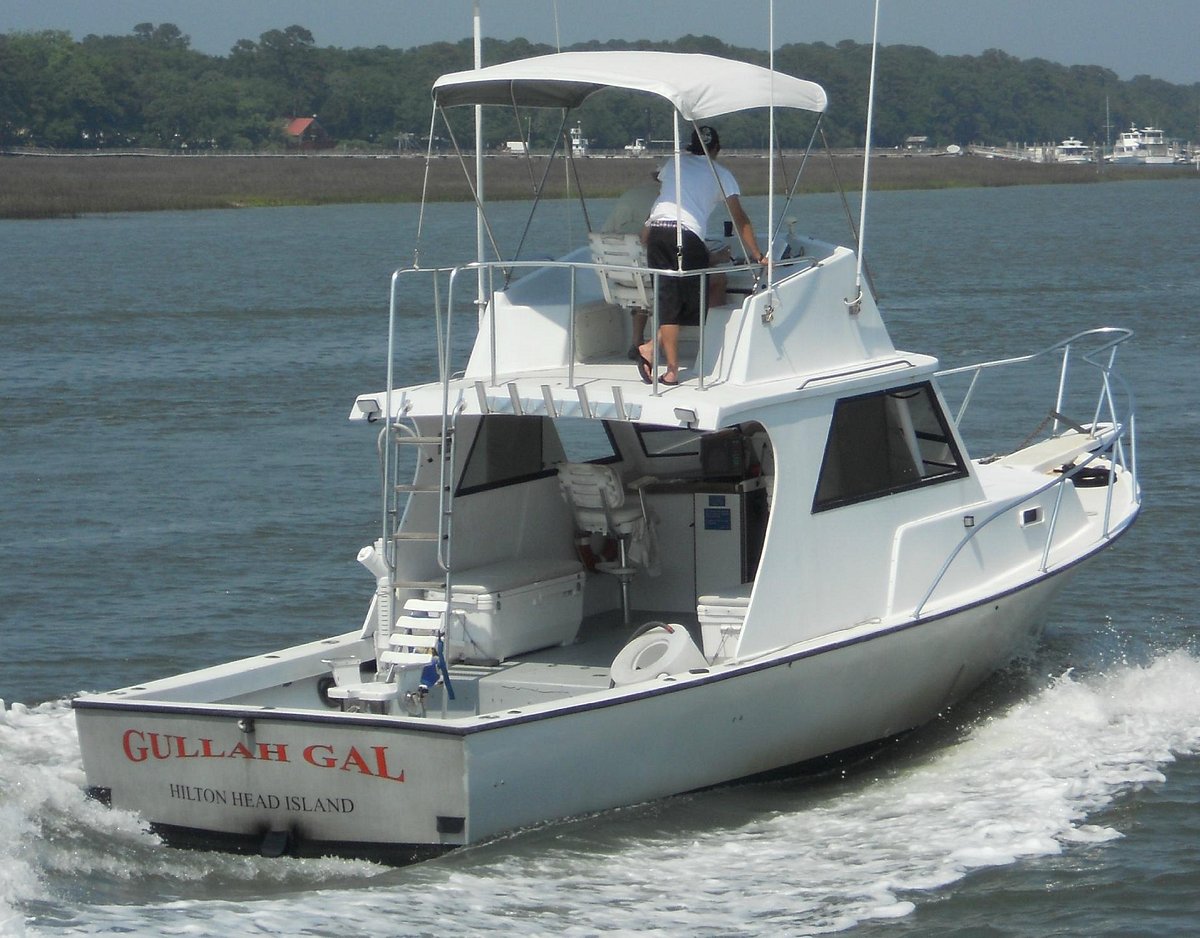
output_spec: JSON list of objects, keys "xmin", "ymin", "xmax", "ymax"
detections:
[
  {"xmin": 283, "ymin": 117, "xmax": 335, "ymax": 150},
  {"xmin": 903, "ymin": 136, "xmax": 930, "ymax": 152}
]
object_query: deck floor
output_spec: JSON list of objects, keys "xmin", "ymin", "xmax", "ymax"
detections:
[{"xmin": 444, "ymin": 608, "xmax": 703, "ymax": 714}]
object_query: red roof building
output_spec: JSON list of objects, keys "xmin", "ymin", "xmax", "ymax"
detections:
[{"xmin": 283, "ymin": 117, "xmax": 334, "ymax": 150}]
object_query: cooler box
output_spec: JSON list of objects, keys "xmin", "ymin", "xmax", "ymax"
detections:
[
  {"xmin": 428, "ymin": 558, "xmax": 585, "ymax": 664},
  {"xmin": 697, "ymin": 582, "xmax": 753, "ymax": 662}
]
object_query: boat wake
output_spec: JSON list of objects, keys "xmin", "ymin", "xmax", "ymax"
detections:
[{"xmin": 6, "ymin": 647, "xmax": 1200, "ymax": 936}]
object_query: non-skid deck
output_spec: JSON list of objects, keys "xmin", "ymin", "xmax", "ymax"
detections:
[{"xmin": 439, "ymin": 608, "xmax": 704, "ymax": 715}]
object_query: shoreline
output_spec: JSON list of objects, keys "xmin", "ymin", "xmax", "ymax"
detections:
[{"xmin": 1, "ymin": 152, "xmax": 1195, "ymax": 220}]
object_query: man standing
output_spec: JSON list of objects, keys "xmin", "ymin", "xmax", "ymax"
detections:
[{"xmin": 638, "ymin": 125, "xmax": 766, "ymax": 385}]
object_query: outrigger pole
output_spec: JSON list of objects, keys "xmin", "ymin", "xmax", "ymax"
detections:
[
  {"xmin": 851, "ymin": 0, "xmax": 882, "ymax": 312},
  {"xmin": 767, "ymin": 0, "xmax": 775, "ymax": 288},
  {"xmin": 473, "ymin": 1, "xmax": 486, "ymax": 319}
]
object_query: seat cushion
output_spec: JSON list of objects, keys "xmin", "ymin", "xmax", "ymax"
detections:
[{"xmin": 444, "ymin": 558, "xmax": 584, "ymax": 596}]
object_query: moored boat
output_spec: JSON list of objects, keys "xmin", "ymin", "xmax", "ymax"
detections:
[
  {"xmin": 1108, "ymin": 125, "xmax": 1175, "ymax": 164},
  {"xmin": 1053, "ymin": 138, "xmax": 1092, "ymax": 163},
  {"xmin": 73, "ymin": 49, "xmax": 1141, "ymax": 864}
]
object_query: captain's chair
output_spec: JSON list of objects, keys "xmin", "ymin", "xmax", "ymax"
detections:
[
  {"xmin": 556, "ymin": 463, "xmax": 647, "ymax": 624},
  {"xmin": 588, "ymin": 232, "xmax": 652, "ymax": 311}
]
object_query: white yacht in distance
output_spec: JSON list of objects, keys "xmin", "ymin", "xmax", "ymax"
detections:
[
  {"xmin": 1108, "ymin": 125, "xmax": 1175, "ymax": 164},
  {"xmin": 1053, "ymin": 138, "xmax": 1092, "ymax": 163},
  {"xmin": 72, "ymin": 49, "xmax": 1141, "ymax": 864}
]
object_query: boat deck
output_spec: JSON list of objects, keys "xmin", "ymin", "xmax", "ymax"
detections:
[{"xmin": 433, "ymin": 608, "xmax": 705, "ymax": 716}]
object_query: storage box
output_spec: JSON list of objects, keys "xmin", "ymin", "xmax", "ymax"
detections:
[
  {"xmin": 428, "ymin": 559, "xmax": 585, "ymax": 664},
  {"xmin": 697, "ymin": 582, "xmax": 753, "ymax": 662}
]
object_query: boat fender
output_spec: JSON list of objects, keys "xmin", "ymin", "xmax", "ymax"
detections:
[
  {"xmin": 609, "ymin": 622, "xmax": 708, "ymax": 687},
  {"xmin": 1062, "ymin": 464, "xmax": 1116, "ymax": 488}
]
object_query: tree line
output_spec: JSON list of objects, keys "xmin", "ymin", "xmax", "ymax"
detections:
[{"xmin": 1, "ymin": 23, "xmax": 1195, "ymax": 152}]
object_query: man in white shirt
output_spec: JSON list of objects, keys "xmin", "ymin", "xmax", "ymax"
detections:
[{"xmin": 637, "ymin": 125, "xmax": 765, "ymax": 385}]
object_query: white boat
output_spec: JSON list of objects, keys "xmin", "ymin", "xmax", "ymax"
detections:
[
  {"xmin": 1108, "ymin": 125, "xmax": 1175, "ymax": 164},
  {"xmin": 1053, "ymin": 138, "xmax": 1092, "ymax": 163},
  {"xmin": 73, "ymin": 49, "xmax": 1141, "ymax": 864}
]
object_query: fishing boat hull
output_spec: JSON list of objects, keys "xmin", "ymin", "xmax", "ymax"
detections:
[{"xmin": 74, "ymin": 568, "xmax": 1079, "ymax": 861}]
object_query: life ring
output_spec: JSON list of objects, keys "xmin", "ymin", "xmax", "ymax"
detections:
[{"xmin": 609, "ymin": 622, "xmax": 708, "ymax": 687}]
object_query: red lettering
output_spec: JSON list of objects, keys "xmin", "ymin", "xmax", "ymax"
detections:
[
  {"xmin": 200, "ymin": 738, "xmax": 224, "ymax": 758},
  {"xmin": 173, "ymin": 735, "xmax": 199, "ymax": 758},
  {"xmin": 339, "ymin": 746, "xmax": 373, "ymax": 776},
  {"xmin": 372, "ymin": 746, "xmax": 406, "ymax": 783},
  {"xmin": 148, "ymin": 733, "xmax": 171, "ymax": 760},
  {"xmin": 256, "ymin": 742, "xmax": 289, "ymax": 763},
  {"xmin": 122, "ymin": 729, "xmax": 148, "ymax": 763},
  {"xmin": 228, "ymin": 741, "xmax": 255, "ymax": 760},
  {"xmin": 304, "ymin": 744, "xmax": 336, "ymax": 768}
]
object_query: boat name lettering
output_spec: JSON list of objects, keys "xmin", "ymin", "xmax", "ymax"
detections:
[
  {"xmin": 167, "ymin": 782, "xmax": 355, "ymax": 813},
  {"xmin": 120, "ymin": 729, "xmax": 406, "ymax": 783}
]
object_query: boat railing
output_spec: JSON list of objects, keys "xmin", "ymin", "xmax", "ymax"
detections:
[
  {"xmin": 390, "ymin": 253, "xmax": 817, "ymax": 397},
  {"xmin": 911, "ymin": 327, "xmax": 1139, "ymax": 619}
]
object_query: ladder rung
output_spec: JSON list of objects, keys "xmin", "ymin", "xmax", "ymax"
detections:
[
  {"xmin": 380, "ymin": 650, "xmax": 435, "ymax": 667},
  {"xmin": 404, "ymin": 597, "xmax": 453, "ymax": 612},
  {"xmin": 395, "ymin": 435, "xmax": 446, "ymax": 446},
  {"xmin": 394, "ymin": 483, "xmax": 442, "ymax": 493},
  {"xmin": 388, "ymin": 633, "xmax": 441, "ymax": 652},
  {"xmin": 392, "ymin": 531, "xmax": 443, "ymax": 541},
  {"xmin": 388, "ymin": 641, "xmax": 439, "ymax": 655},
  {"xmin": 392, "ymin": 579, "xmax": 446, "ymax": 590},
  {"xmin": 393, "ymin": 617, "xmax": 443, "ymax": 634}
]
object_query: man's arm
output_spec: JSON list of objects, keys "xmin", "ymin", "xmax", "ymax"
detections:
[{"xmin": 726, "ymin": 195, "xmax": 767, "ymax": 264}]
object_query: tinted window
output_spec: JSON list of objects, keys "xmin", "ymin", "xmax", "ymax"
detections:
[
  {"xmin": 813, "ymin": 382, "xmax": 967, "ymax": 511},
  {"xmin": 457, "ymin": 415, "xmax": 556, "ymax": 495},
  {"xmin": 635, "ymin": 426, "xmax": 703, "ymax": 458},
  {"xmin": 554, "ymin": 417, "xmax": 619, "ymax": 464}
]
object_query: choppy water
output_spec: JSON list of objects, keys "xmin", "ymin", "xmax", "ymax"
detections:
[{"xmin": 2, "ymin": 178, "xmax": 1198, "ymax": 936}]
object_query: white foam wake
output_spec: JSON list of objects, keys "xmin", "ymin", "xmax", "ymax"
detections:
[{"xmin": 7, "ymin": 651, "xmax": 1200, "ymax": 936}]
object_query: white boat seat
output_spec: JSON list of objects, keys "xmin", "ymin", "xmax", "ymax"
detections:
[
  {"xmin": 557, "ymin": 463, "xmax": 652, "ymax": 624},
  {"xmin": 589, "ymin": 232, "xmax": 651, "ymax": 311},
  {"xmin": 436, "ymin": 558, "xmax": 585, "ymax": 596},
  {"xmin": 697, "ymin": 583, "xmax": 753, "ymax": 662}
]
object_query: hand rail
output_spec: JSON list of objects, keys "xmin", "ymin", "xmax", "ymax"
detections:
[
  {"xmin": 912, "ymin": 327, "xmax": 1139, "ymax": 620},
  {"xmin": 389, "ymin": 252, "xmax": 819, "ymax": 402}
]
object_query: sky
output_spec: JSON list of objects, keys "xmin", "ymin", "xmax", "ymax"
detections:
[{"xmin": 3, "ymin": 0, "xmax": 1198, "ymax": 86}]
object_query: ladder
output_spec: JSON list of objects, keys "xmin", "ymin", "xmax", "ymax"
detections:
[{"xmin": 378, "ymin": 405, "xmax": 465, "ymax": 696}]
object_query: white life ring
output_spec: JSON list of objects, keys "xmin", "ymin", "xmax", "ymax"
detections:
[{"xmin": 609, "ymin": 622, "xmax": 708, "ymax": 687}]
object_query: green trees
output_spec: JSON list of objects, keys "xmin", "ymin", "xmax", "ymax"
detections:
[{"xmin": 0, "ymin": 24, "xmax": 1195, "ymax": 152}]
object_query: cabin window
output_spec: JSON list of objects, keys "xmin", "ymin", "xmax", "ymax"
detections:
[
  {"xmin": 457, "ymin": 415, "xmax": 561, "ymax": 495},
  {"xmin": 635, "ymin": 426, "xmax": 703, "ymax": 458},
  {"xmin": 554, "ymin": 417, "xmax": 619, "ymax": 464},
  {"xmin": 813, "ymin": 382, "xmax": 967, "ymax": 511}
]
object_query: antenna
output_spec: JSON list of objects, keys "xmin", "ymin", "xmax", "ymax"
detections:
[
  {"xmin": 851, "ymin": 0, "xmax": 882, "ymax": 312},
  {"xmin": 473, "ymin": 2, "xmax": 486, "ymax": 318},
  {"xmin": 767, "ymin": 1, "xmax": 776, "ymax": 287}
]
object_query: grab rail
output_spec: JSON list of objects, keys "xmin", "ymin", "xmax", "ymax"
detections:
[
  {"xmin": 911, "ymin": 327, "xmax": 1139, "ymax": 619},
  {"xmin": 388, "ymin": 253, "xmax": 817, "ymax": 402}
]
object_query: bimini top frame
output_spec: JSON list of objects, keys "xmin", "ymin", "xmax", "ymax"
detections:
[{"xmin": 431, "ymin": 51, "xmax": 827, "ymax": 118}]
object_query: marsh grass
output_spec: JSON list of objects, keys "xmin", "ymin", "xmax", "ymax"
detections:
[{"xmin": 1, "ymin": 152, "xmax": 1191, "ymax": 219}]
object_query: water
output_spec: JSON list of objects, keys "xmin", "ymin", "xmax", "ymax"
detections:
[{"xmin": 2, "ymin": 179, "xmax": 1198, "ymax": 935}]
